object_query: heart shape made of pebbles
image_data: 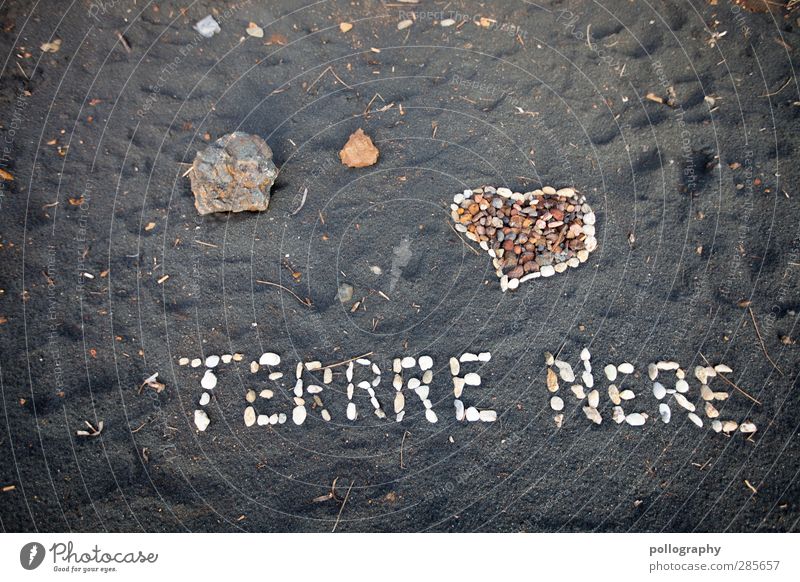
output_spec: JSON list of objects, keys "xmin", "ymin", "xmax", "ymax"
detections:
[{"xmin": 450, "ymin": 186, "xmax": 597, "ymax": 291}]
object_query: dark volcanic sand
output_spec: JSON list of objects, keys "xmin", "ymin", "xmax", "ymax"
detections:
[{"xmin": 0, "ymin": 0, "xmax": 798, "ymax": 533}]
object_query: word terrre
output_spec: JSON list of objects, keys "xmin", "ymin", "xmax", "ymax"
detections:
[{"xmin": 176, "ymin": 348, "xmax": 757, "ymax": 438}]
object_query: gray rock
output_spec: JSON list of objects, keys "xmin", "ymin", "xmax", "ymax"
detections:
[{"xmin": 190, "ymin": 132, "xmax": 278, "ymax": 215}]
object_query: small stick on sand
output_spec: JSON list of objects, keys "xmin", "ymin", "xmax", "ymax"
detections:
[
  {"xmin": 699, "ymin": 352, "xmax": 761, "ymax": 405},
  {"xmin": 256, "ymin": 280, "xmax": 312, "ymax": 307},
  {"xmin": 748, "ymin": 307, "xmax": 783, "ymax": 376},
  {"xmin": 320, "ymin": 352, "xmax": 374, "ymax": 370},
  {"xmin": 400, "ymin": 430, "xmax": 410, "ymax": 469},
  {"xmin": 447, "ymin": 221, "xmax": 480, "ymax": 255},
  {"xmin": 332, "ymin": 480, "xmax": 353, "ymax": 532}
]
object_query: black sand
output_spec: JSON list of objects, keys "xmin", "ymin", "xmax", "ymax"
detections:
[{"xmin": 0, "ymin": 0, "xmax": 798, "ymax": 532}]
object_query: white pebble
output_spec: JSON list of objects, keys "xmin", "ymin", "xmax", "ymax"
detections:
[
  {"xmin": 740, "ymin": 422, "xmax": 757, "ymax": 434},
  {"xmin": 221, "ymin": 354, "xmax": 232, "ymax": 364},
  {"xmin": 604, "ymin": 364, "xmax": 617, "ymax": 381},
  {"xmin": 244, "ymin": 406, "xmax": 256, "ymax": 427},
  {"xmin": 625, "ymin": 413, "xmax": 646, "ymax": 426},
  {"xmin": 401, "ymin": 356, "xmax": 416, "ymax": 368},
  {"xmin": 464, "ymin": 373, "xmax": 481, "ymax": 386},
  {"xmin": 675, "ymin": 379, "xmax": 689, "ymax": 393},
  {"xmin": 657, "ymin": 361, "xmax": 679, "ymax": 370},
  {"xmin": 199, "ymin": 392, "xmax": 210, "ymax": 406},
  {"xmin": 179, "ymin": 357, "xmax": 190, "ymax": 366},
  {"xmin": 194, "ymin": 410, "xmax": 210, "ymax": 431},
  {"xmin": 191, "ymin": 358, "xmax": 202, "ymax": 368},
  {"xmin": 425, "ymin": 409, "xmax": 438, "ymax": 423},
  {"xmin": 205, "ymin": 355, "xmax": 220, "ymax": 368},
  {"xmin": 571, "ymin": 385, "xmax": 586, "ymax": 399},
  {"xmin": 588, "ymin": 389, "xmax": 599, "ymax": 408},
  {"xmin": 617, "ymin": 362, "xmax": 634, "ymax": 375},
  {"xmin": 714, "ymin": 364, "xmax": 733, "ymax": 374},
  {"xmin": 460, "ymin": 353, "xmax": 479, "ymax": 363},
  {"xmin": 478, "ymin": 352, "xmax": 492, "ymax": 362},
  {"xmin": 454, "ymin": 399, "xmax": 464, "ymax": 420},
  {"xmin": 259, "ymin": 389, "xmax": 274, "ymax": 399},
  {"xmin": 687, "ymin": 412, "xmax": 703, "ymax": 427},
  {"xmin": 479, "ymin": 410, "xmax": 497, "ymax": 422},
  {"xmin": 648, "ymin": 363, "xmax": 658, "ymax": 381},
  {"xmin": 259, "ymin": 352, "xmax": 280, "ymax": 366},
  {"xmin": 257, "ymin": 415, "xmax": 269, "ymax": 426},
  {"xmin": 465, "ymin": 407, "xmax": 480, "ymax": 422},
  {"xmin": 449, "ymin": 357, "xmax": 460, "ymax": 375},
  {"xmin": 581, "ymin": 370, "xmax": 594, "ymax": 388},
  {"xmin": 540, "ymin": 265, "xmax": 555, "ymax": 277},
  {"xmin": 418, "ymin": 355, "xmax": 433, "ymax": 370},
  {"xmin": 659, "ymin": 403, "xmax": 671, "ymax": 423},
  {"xmin": 674, "ymin": 393, "xmax": 695, "ymax": 412},
  {"xmin": 582, "ymin": 406, "xmax": 602, "ymax": 425},
  {"xmin": 619, "ymin": 389, "xmax": 636, "ymax": 400},
  {"xmin": 293, "ymin": 406, "xmax": 307, "ymax": 425},
  {"xmin": 652, "ymin": 382, "xmax": 666, "ymax": 400},
  {"xmin": 201, "ymin": 370, "xmax": 217, "ymax": 390},
  {"xmin": 580, "ymin": 348, "xmax": 591, "ymax": 361},
  {"xmin": 408, "ymin": 378, "xmax": 421, "ymax": 390},
  {"xmin": 550, "ymin": 396, "xmax": 564, "ymax": 411}
]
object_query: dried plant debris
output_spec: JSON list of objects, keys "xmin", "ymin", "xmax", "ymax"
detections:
[
  {"xmin": 76, "ymin": 420, "xmax": 104, "ymax": 437},
  {"xmin": 339, "ymin": 128, "xmax": 379, "ymax": 168},
  {"xmin": 450, "ymin": 186, "xmax": 597, "ymax": 290}
]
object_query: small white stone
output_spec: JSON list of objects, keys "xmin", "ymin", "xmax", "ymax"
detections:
[
  {"xmin": 460, "ymin": 353, "xmax": 479, "ymax": 363},
  {"xmin": 555, "ymin": 361, "xmax": 575, "ymax": 382},
  {"xmin": 425, "ymin": 409, "xmax": 438, "ymax": 423},
  {"xmin": 571, "ymin": 385, "xmax": 586, "ymax": 399},
  {"xmin": 244, "ymin": 406, "xmax": 256, "ymax": 427},
  {"xmin": 305, "ymin": 361, "xmax": 322, "ymax": 371},
  {"xmin": 479, "ymin": 410, "xmax": 497, "ymax": 422},
  {"xmin": 478, "ymin": 352, "xmax": 491, "ymax": 362},
  {"xmin": 393, "ymin": 358, "xmax": 402, "ymax": 373},
  {"xmin": 714, "ymin": 364, "xmax": 733, "ymax": 374},
  {"xmin": 257, "ymin": 414, "xmax": 269, "ymax": 426},
  {"xmin": 453, "ymin": 377, "xmax": 465, "ymax": 398},
  {"xmin": 688, "ymin": 412, "xmax": 703, "ymax": 427},
  {"xmin": 268, "ymin": 372, "xmax": 283, "ymax": 381},
  {"xmin": 246, "ymin": 389, "xmax": 256, "ymax": 403},
  {"xmin": 582, "ymin": 406, "xmax": 602, "ymax": 425},
  {"xmin": 408, "ymin": 378, "xmax": 421, "ymax": 390},
  {"xmin": 604, "ymin": 364, "xmax": 617, "ymax": 381},
  {"xmin": 454, "ymin": 399, "xmax": 464, "ymax": 421},
  {"xmin": 221, "ymin": 354, "xmax": 232, "ymax": 364},
  {"xmin": 449, "ymin": 357, "xmax": 460, "ymax": 376},
  {"xmin": 588, "ymin": 389, "xmax": 599, "ymax": 408},
  {"xmin": 608, "ymin": 385, "xmax": 621, "ymax": 405},
  {"xmin": 657, "ymin": 361, "xmax": 680, "ymax": 371},
  {"xmin": 440, "ymin": 18, "xmax": 456, "ymax": 27},
  {"xmin": 205, "ymin": 355, "xmax": 220, "ymax": 368},
  {"xmin": 544, "ymin": 352, "xmax": 555, "ymax": 366},
  {"xmin": 659, "ymin": 403, "xmax": 671, "ymax": 423},
  {"xmin": 323, "ymin": 368, "xmax": 333, "ymax": 384},
  {"xmin": 508, "ymin": 278, "xmax": 520, "ymax": 290},
  {"xmin": 191, "ymin": 358, "xmax": 202, "ymax": 368},
  {"xmin": 321, "ymin": 409, "xmax": 331, "ymax": 422},
  {"xmin": 179, "ymin": 357, "xmax": 190, "ymax": 366},
  {"xmin": 346, "ymin": 402, "xmax": 357, "ymax": 420},
  {"xmin": 259, "ymin": 389, "xmax": 274, "ymax": 399},
  {"xmin": 580, "ymin": 348, "xmax": 591, "ymax": 361},
  {"xmin": 652, "ymin": 382, "xmax": 667, "ymax": 400},
  {"xmin": 194, "ymin": 410, "xmax": 210, "ymax": 431},
  {"xmin": 619, "ymin": 389, "xmax": 636, "ymax": 400},
  {"xmin": 419, "ymin": 355, "xmax": 433, "ymax": 370},
  {"xmin": 582, "ymin": 370, "xmax": 594, "ymax": 388},
  {"xmin": 550, "ymin": 396, "xmax": 564, "ymax": 411},
  {"xmin": 617, "ymin": 362, "xmax": 634, "ymax": 375},
  {"xmin": 674, "ymin": 393, "xmax": 695, "ymax": 412},
  {"xmin": 401, "ymin": 356, "xmax": 416, "ymax": 368},
  {"xmin": 199, "ymin": 393, "xmax": 210, "ymax": 406},
  {"xmin": 415, "ymin": 385, "xmax": 429, "ymax": 400},
  {"xmin": 612, "ymin": 406, "xmax": 626, "ymax": 424},
  {"xmin": 394, "ymin": 392, "xmax": 405, "ymax": 413},
  {"xmin": 711, "ymin": 420, "xmax": 722, "ymax": 432},
  {"xmin": 259, "ymin": 352, "xmax": 280, "ymax": 366},
  {"xmin": 250, "ymin": 361, "xmax": 260, "ymax": 374},
  {"xmin": 540, "ymin": 265, "xmax": 556, "ymax": 277},
  {"xmin": 293, "ymin": 406, "xmax": 307, "ymax": 425},
  {"xmin": 464, "ymin": 373, "xmax": 481, "ymax": 386},
  {"xmin": 583, "ymin": 211, "xmax": 596, "ymax": 225},
  {"xmin": 465, "ymin": 407, "xmax": 480, "ymax": 422},
  {"xmin": 694, "ymin": 365, "xmax": 708, "ymax": 384},
  {"xmin": 739, "ymin": 422, "xmax": 757, "ymax": 434},
  {"xmin": 422, "ymin": 370, "xmax": 433, "ymax": 384},
  {"xmin": 675, "ymin": 379, "xmax": 689, "ymax": 393},
  {"xmin": 201, "ymin": 370, "xmax": 217, "ymax": 390},
  {"xmin": 625, "ymin": 413, "xmax": 646, "ymax": 426},
  {"xmin": 647, "ymin": 363, "xmax": 658, "ymax": 381}
]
